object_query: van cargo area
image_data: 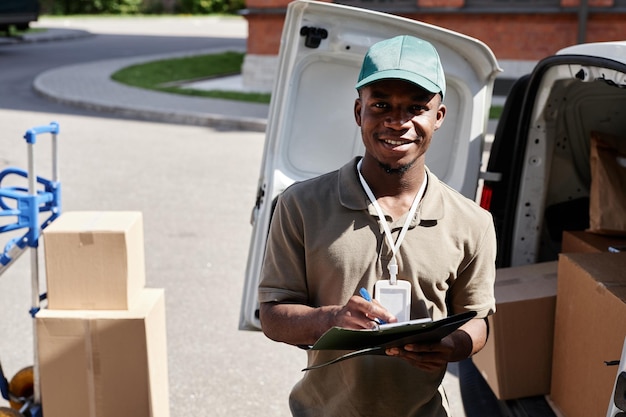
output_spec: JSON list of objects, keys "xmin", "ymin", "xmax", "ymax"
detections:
[
  {"xmin": 464, "ymin": 42, "xmax": 626, "ymax": 417},
  {"xmin": 482, "ymin": 48, "xmax": 626, "ymax": 268}
]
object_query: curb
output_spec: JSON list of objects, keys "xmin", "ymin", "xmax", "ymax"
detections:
[
  {"xmin": 33, "ymin": 82, "xmax": 268, "ymax": 132},
  {"xmin": 0, "ymin": 28, "xmax": 92, "ymax": 45}
]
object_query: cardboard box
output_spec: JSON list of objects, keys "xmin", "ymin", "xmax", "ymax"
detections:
[
  {"xmin": 550, "ymin": 253, "xmax": 626, "ymax": 417},
  {"xmin": 472, "ymin": 261, "xmax": 558, "ymax": 400},
  {"xmin": 43, "ymin": 211, "xmax": 146, "ymax": 310},
  {"xmin": 36, "ymin": 288, "xmax": 169, "ymax": 417},
  {"xmin": 562, "ymin": 230, "xmax": 626, "ymax": 254}
]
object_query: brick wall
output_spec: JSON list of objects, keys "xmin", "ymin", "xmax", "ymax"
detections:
[
  {"xmin": 243, "ymin": 1, "xmax": 626, "ymax": 60},
  {"xmin": 416, "ymin": 14, "xmax": 581, "ymax": 60},
  {"xmin": 246, "ymin": 14, "xmax": 284, "ymax": 59}
]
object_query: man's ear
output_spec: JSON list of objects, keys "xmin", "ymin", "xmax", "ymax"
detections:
[
  {"xmin": 434, "ymin": 103, "xmax": 446, "ymax": 130},
  {"xmin": 354, "ymin": 98, "xmax": 362, "ymax": 127}
]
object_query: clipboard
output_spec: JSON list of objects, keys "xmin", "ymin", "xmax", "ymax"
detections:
[{"xmin": 303, "ymin": 311, "xmax": 477, "ymax": 371}]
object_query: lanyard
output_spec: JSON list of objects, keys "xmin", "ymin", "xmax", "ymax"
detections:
[{"xmin": 357, "ymin": 159, "xmax": 427, "ymax": 285}]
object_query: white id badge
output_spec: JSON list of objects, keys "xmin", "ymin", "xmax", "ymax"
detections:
[{"xmin": 374, "ymin": 279, "xmax": 412, "ymax": 323}]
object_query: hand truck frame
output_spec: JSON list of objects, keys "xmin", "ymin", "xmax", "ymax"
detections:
[{"xmin": 0, "ymin": 122, "xmax": 61, "ymax": 417}]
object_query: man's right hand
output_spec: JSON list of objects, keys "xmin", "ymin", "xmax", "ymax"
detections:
[
  {"xmin": 333, "ymin": 295, "xmax": 397, "ymax": 330},
  {"xmin": 259, "ymin": 296, "xmax": 396, "ymax": 347}
]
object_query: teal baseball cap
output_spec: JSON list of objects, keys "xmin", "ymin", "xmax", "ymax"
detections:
[{"xmin": 355, "ymin": 35, "xmax": 446, "ymax": 99}]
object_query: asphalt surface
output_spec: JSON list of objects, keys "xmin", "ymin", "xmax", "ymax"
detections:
[{"xmin": 0, "ymin": 17, "xmax": 473, "ymax": 417}]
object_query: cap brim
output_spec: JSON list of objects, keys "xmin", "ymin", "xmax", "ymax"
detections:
[{"xmin": 355, "ymin": 69, "xmax": 441, "ymax": 95}]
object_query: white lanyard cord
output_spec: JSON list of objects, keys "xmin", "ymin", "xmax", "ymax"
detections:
[{"xmin": 357, "ymin": 159, "xmax": 427, "ymax": 285}]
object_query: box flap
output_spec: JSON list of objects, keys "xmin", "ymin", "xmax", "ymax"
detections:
[
  {"xmin": 44, "ymin": 211, "xmax": 142, "ymax": 233},
  {"xmin": 494, "ymin": 261, "xmax": 558, "ymax": 303},
  {"xmin": 37, "ymin": 288, "xmax": 164, "ymax": 319},
  {"xmin": 559, "ymin": 252, "xmax": 626, "ymax": 288},
  {"xmin": 562, "ymin": 230, "xmax": 626, "ymax": 254}
]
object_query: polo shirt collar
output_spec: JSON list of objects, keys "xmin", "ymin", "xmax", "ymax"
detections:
[{"xmin": 338, "ymin": 157, "xmax": 444, "ymax": 222}]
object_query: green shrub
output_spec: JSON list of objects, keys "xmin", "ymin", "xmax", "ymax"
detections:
[
  {"xmin": 177, "ymin": 0, "xmax": 245, "ymax": 13},
  {"xmin": 39, "ymin": 0, "xmax": 244, "ymax": 15}
]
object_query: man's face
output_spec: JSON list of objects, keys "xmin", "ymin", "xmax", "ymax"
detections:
[{"xmin": 354, "ymin": 79, "xmax": 446, "ymax": 174}]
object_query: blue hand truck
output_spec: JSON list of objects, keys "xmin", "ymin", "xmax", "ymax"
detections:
[{"xmin": 0, "ymin": 122, "xmax": 61, "ymax": 417}]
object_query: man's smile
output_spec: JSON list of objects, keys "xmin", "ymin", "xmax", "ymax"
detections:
[{"xmin": 384, "ymin": 139, "xmax": 412, "ymax": 146}]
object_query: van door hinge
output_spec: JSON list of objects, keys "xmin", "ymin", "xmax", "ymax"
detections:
[
  {"xmin": 250, "ymin": 184, "xmax": 266, "ymax": 225},
  {"xmin": 300, "ymin": 26, "xmax": 328, "ymax": 48}
]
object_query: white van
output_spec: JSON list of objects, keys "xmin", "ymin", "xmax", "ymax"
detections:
[{"xmin": 239, "ymin": 0, "xmax": 626, "ymax": 414}]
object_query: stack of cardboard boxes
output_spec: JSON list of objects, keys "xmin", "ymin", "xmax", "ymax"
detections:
[
  {"xmin": 36, "ymin": 211, "xmax": 170, "ymax": 417},
  {"xmin": 472, "ymin": 230, "xmax": 626, "ymax": 416}
]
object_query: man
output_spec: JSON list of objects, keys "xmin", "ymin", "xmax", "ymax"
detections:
[{"xmin": 258, "ymin": 35, "xmax": 496, "ymax": 416}]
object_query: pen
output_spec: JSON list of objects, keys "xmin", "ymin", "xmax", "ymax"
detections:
[{"xmin": 359, "ymin": 287, "xmax": 386, "ymax": 325}]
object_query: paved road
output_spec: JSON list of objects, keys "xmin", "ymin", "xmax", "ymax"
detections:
[{"xmin": 0, "ymin": 17, "xmax": 469, "ymax": 416}]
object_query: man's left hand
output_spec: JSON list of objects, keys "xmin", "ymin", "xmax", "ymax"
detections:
[{"xmin": 385, "ymin": 338, "xmax": 454, "ymax": 372}]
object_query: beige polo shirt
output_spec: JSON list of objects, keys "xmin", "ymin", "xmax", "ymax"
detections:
[{"xmin": 259, "ymin": 157, "xmax": 496, "ymax": 417}]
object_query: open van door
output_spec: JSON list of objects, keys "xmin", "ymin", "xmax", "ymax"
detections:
[{"xmin": 239, "ymin": 0, "xmax": 501, "ymax": 331}]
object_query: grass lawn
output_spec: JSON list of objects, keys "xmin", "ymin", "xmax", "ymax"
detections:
[{"xmin": 111, "ymin": 51, "xmax": 271, "ymax": 104}]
